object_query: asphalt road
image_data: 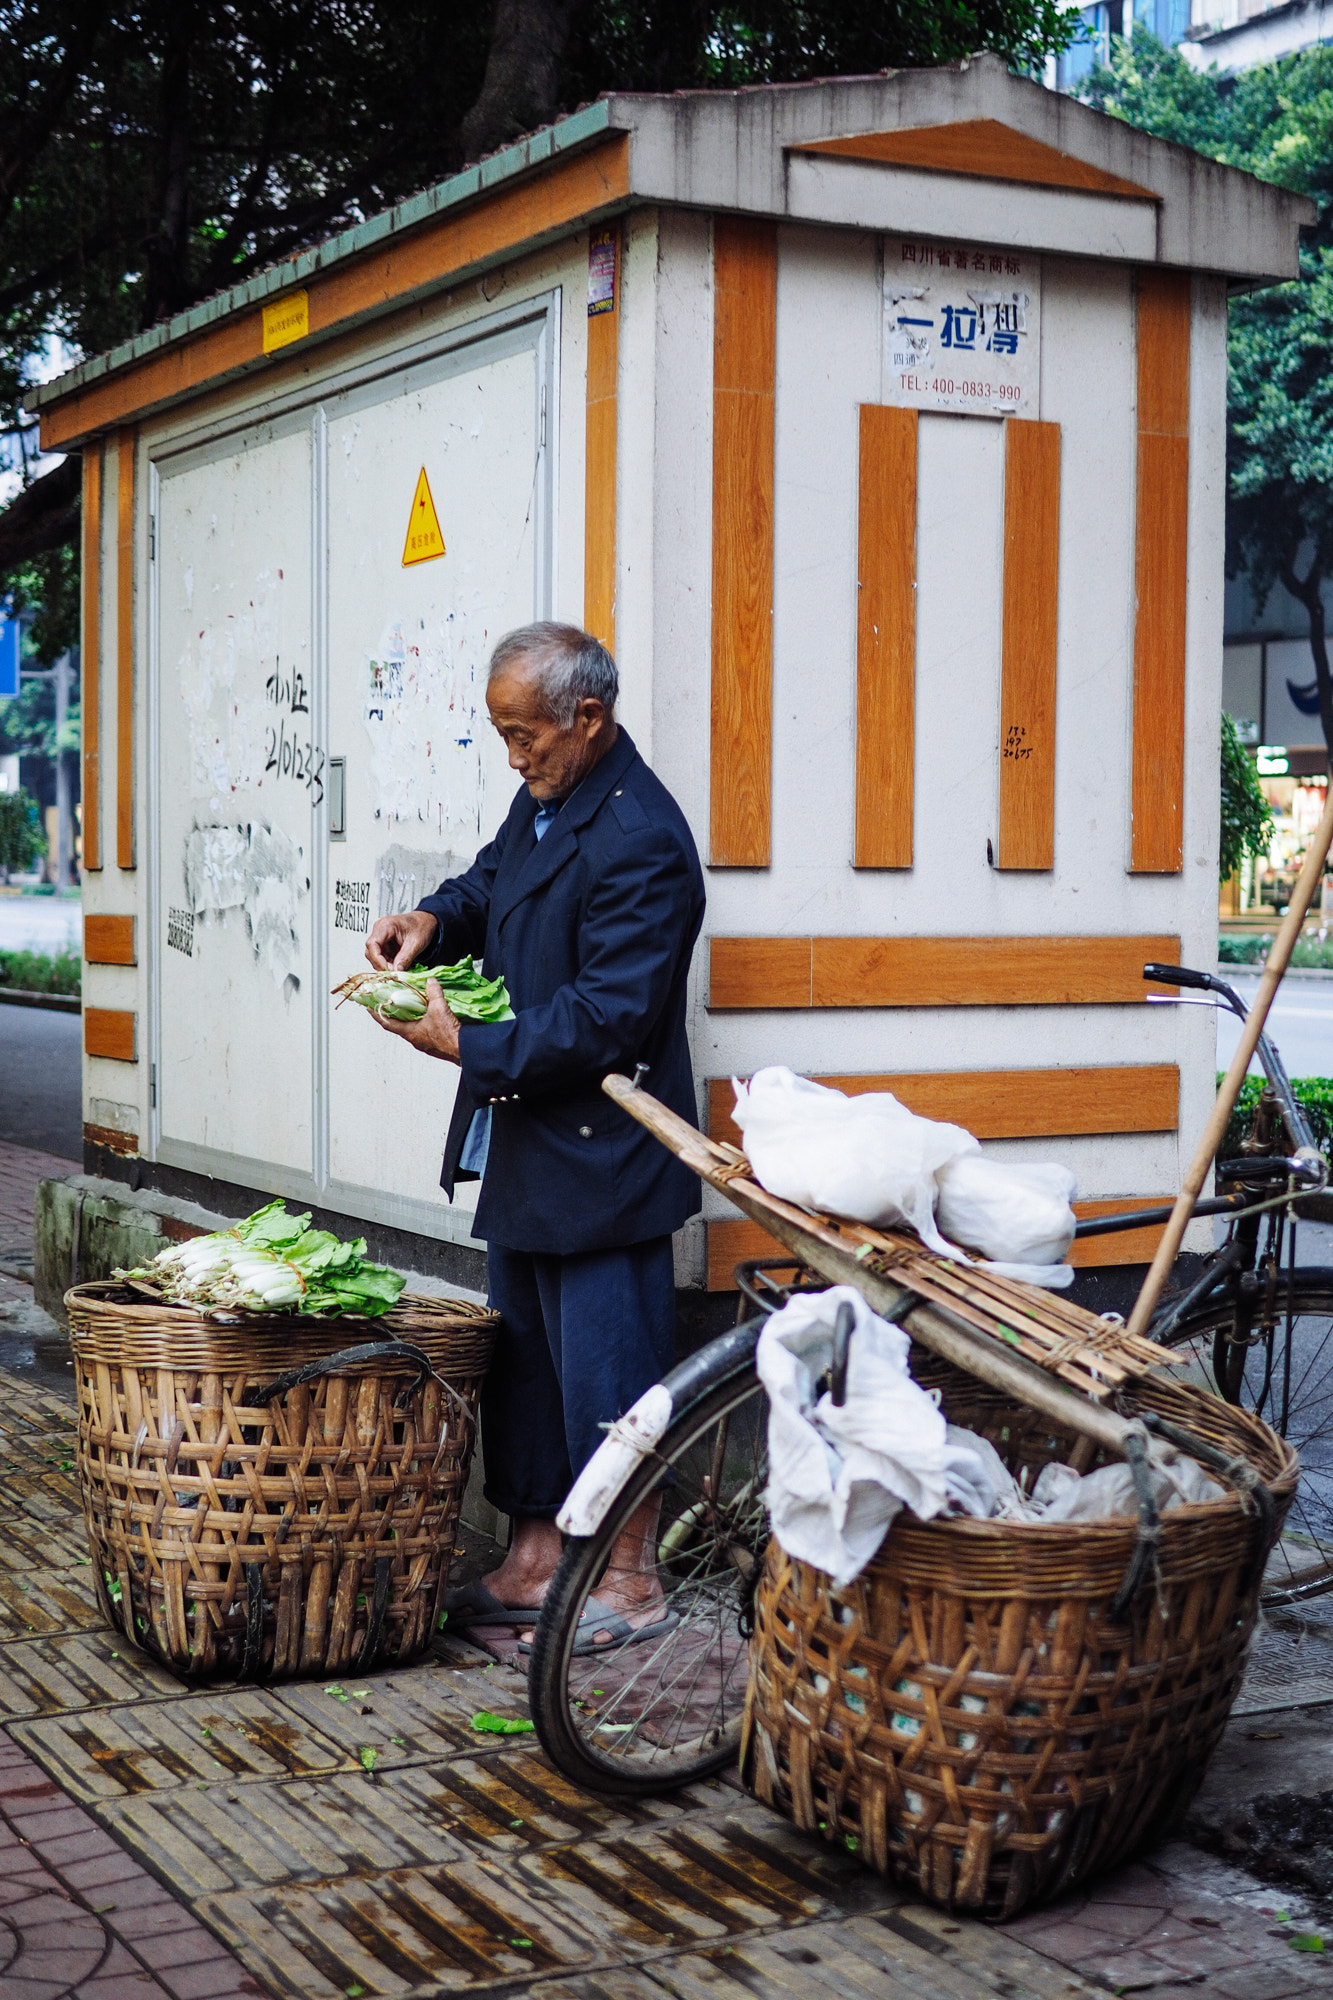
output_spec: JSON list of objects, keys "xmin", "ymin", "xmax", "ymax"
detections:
[
  {"xmin": 1215, "ymin": 973, "xmax": 1333, "ymax": 1081},
  {"xmin": 0, "ymin": 1003, "xmax": 81, "ymax": 1159}
]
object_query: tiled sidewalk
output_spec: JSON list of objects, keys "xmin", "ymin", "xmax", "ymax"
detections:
[{"xmin": 0, "ymin": 1734, "xmax": 262, "ymax": 1999}]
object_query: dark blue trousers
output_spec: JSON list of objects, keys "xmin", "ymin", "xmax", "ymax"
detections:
[{"xmin": 482, "ymin": 1236, "xmax": 677, "ymax": 1517}]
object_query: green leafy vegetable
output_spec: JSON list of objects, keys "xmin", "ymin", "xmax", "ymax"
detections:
[
  {"xmin": 358, "ymin": 1746, "xmax": 378, "ymax": 1771},
  {"xmin": 116, "ymin": 1201, "xmax": 405, "ymax": 1318},
  {"xmin": 333, "ymin": 955, "xmax": 513, "ymax": 1024},
  {"xmin": 1291, "ymin": 1934, "xmax": 1325, "ymax": 1953},
  {"xmin": 471, "ymin": 1710, "xmax": 534, "ymax": 1735}
]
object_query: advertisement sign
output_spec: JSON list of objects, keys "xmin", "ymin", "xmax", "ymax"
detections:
[
  {"xmin": 0, "ymin": 612, "xmax": 18, "ymax": 698},
  {"xmin": 883, "ymin": 238, "xmax": 1041, "ymax": 417}
]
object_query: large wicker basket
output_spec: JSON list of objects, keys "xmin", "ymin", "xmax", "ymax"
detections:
[
  {"xmin": 67, "ymin": 1281, "xmax": 497, "ymax": 1680},
  {"xmin": 741, "ymin": 1362, "xmax": 1297, "ymax": 1921}
]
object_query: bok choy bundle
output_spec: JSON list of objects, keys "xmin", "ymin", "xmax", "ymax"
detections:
[
  {"xmin": 118, "ymin": 1201, "xmax": 405, "ymax": 1317},
  {"xmin": 332, "ymin": 955, "xmax": 513, "ymax": 1024}
]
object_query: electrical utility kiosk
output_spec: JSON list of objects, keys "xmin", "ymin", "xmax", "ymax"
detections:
[{"xmin": 30, "ymin": 58, "xmax": 1311, "ymax": 1295}]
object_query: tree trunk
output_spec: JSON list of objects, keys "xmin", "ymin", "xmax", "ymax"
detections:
[
  {"xmin": 144, "ymin": 3, "xmax": 196, "ymax": 325},
  {"xmin": 1279, "ymin": 555, "xmax": 1333, "ymax": 762},
  {"xmin": 458, "ymin": 0, "xmax": 582, "ymax": 165}
]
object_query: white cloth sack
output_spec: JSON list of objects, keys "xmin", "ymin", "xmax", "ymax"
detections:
[
  {"xmin": 733, "ymin": 1066, "xmax": 1076, "ymax": 1287},
  {"xmin": 756, "ymin": 1287, "xmax": 999, "ymax": 1585}
]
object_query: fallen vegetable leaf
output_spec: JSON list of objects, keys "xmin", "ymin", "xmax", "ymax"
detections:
[
  {"xmin": 358, "ymin": 1746, "xmax": 378, "ymax": 1771},
  {"xmin": 1291, "ymin": 1935, "xmax": 1325, "ymax": 1953},
  {"xmin": 471, "ymin": 1711, "xmax": 534, "ymax": 1735},
  {"xmin": 510, "ymin": 1938, "xmax": 534, "ymax": 1949}
]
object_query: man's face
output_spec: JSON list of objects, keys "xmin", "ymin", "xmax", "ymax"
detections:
[{"xmin": 486, "ymin": 665, "xmax": 612, "ymax": 803}]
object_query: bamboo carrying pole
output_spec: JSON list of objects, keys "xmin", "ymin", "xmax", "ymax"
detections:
[
  {"xmin": 1125, "ymin": 780, "xmax": 1333, "ymax": 1340},
  {"xmin": 602, "ymin": 1072, "xmax": 1135, "ymax": 1458}
]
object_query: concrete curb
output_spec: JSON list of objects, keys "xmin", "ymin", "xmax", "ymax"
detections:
[{"xmin": 0, "ymin": 986, "xmax": 79, "ymax": 1013}]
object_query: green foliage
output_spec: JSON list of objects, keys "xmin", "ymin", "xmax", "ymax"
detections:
[
  {"xmin": 1218, "ymin": 930, "xmax": 1333, "ymax": 965},
  {"xmin": 0, "ymin": 785, "xmax": 44, "ymax": 874},
  {"xmin": 1222, "ymin": 1072, "xmax": 1333, "ymax": 1159},
  {"xmin": 0, "ymin": 945, "xmax": 79, "ymax": 993},
  {"xmin": 0, "ymin": 670, "xmax": 77, "ymax": 758},
  {"xmin": 1220, "ymin": 712, "xmax": 1274, "ymax": 881},
  {"xmin": 4, "ymin": 548, "xmax": 80, "ymax": 666},
  {"xmin": 1082, "ymin": 34, "xmax": 1333, "ymax": 754}
]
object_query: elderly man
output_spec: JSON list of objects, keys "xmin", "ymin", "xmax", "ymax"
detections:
[{"xmin": 365, "ymin": 621, "xmax": 705, "ymax": 1648}]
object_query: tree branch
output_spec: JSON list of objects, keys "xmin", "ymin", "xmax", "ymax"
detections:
[
  {"xmin": 0, "ymin": 0, "xmax": 107, "ymax": 207},
  {"xmin": 0, "ymin": 457, "xmax": 81, "ymax": 575}
]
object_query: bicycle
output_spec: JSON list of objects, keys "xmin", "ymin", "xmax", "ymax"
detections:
[{"xmin": 525, "ymin": 960, "xmax": 1333, "ymax": 1795}]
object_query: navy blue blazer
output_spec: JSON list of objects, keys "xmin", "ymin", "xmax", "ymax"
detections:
[{"xmin": 416, "ymin": 729, "xmax": 706, "ymax": 1255}]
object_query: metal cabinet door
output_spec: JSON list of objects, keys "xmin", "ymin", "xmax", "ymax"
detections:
[
  {"xmin": 324, "ymin": 308, "xmax": 553, "ymax": 1218},
  {"xmin": 152, "ymin": 420, "xmax": 316, "ymax": 1178}
]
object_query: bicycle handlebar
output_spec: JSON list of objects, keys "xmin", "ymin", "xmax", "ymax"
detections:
[{"xmin": 1144, "ymin": 960, "xmax": 1320, "ymax": 1161}]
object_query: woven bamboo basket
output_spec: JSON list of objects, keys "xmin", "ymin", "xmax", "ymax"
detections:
[
  {"xmin": 740, "ymin": 1361, "xmax": 1297, "ymax": 1920},
  {"xmin": 67, "ymin": 1280, "xmax": 497, "ymax": 1680}
]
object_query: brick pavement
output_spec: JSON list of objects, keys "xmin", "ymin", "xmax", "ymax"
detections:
[{"xmin": 0, "ymin": 1733, "xmax": 263, "ymax": 1999}]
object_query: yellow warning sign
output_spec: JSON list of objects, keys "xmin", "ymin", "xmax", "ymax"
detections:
[{"xmin": 402, "ymin": 467, "xmax": 446, "ymax": 567}]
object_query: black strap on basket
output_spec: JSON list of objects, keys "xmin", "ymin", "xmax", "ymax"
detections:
[
  {"xmin": 252, "ymin": 1339, "xmax": 433, "ymax": 1411},
  {"xmin": 1137, "ymin": 1407, "xmax": 1278, "ymax": 1595},
  {"xmin": 1108, "ymin": 1425, "xmax": 1161, "ymax": 1622}
]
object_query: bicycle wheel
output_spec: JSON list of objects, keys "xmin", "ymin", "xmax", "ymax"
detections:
[
  {"xmin": 1164, "ymin": 1267, "xmax": 1333, "ymax": 1605},
  {"xmin": 527, "ymin": 1353, "xmax": 769, "ymax": 1795}
]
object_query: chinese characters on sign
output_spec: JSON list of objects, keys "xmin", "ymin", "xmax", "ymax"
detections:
[{"xmin": 883, "ymin": 239, "xmax": 1040, "ymax": 416}]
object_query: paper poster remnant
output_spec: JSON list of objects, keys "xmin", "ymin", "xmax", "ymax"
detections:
[
  {"xmin": 334, "ymin": 879, "xmax": 371, "ymax": 933},
  {"xmin": 167, "ymin": 908, "xmax": 195, "ymax": 956},
  {"xmin": 176, "ymin": 565, "xmax": 318, "ymax": 801},
  {"xmin": 883, "ymin": 240, "xmax": 1040, "ymax": 416},
  {"xmin": 262, "ymin": 290, "xmax": 308, "ymax": 354},
  {"xmin": 588, "ymin": 228, "xmax": 618, "ymax": 316},
  {"xmin": 373, "ymin": 844, "xmax": 470, "ymax": 922},
  {"xmin": 362, "ymin": 611, "xmax": 492, "ymax": 836},
  {"xmin": 402, "ymin": 467, "xmax": 446, "ymax": 567},
  {"xmin": 183, "ymin": 821, "xmax": 308, "ymax": 982}
]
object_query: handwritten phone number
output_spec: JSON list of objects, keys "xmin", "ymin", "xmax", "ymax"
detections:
[
  {"xmin": 899, "ymin": 375, "xmax": 1024, "ymax": 401},
  {"xmin": 264, "ymin": 716, "xmax": 325, "ymax": 806}
]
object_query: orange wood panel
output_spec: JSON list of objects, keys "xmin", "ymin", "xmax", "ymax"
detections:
[
  {"xmin": 793, "ymin": 122, "xmax": 1157, "ymax": 202},
  {"xmin": 584, "ymin": 226, "xmax": 619, "ymax": 652},
  {"xmin": 1066, "ymin": 1199, "xmax": 1169, "ymax": 1268},
  {"xmin": 84, "ymin": 1007, "xmax": 136, "ymax": 1062},
  {"xmin": 83, "ymin": 914, "xmax": 136, "ymax": 965},
  {"xmin": 710, "ymin": 216, "xmax": 776, "ymax": 868},
  {"xmin": 81, "ymin": 446, "xmax": 102, "ymax": 873},
  {"xmin": 998, "ymin": 418, "xmax": 1060, "ymax": 871},
  {"xmin": 39, "ymin": 140, "xmax": 631, "ymax": 451},
  {"xmin": 116, "ymin": 430, "xmax": 135, "ymax": 870},
  {"xmin": 707, "ymin": 1065, "xmax": 1178, "ymax": 1149},
  {"xmin": 705, "ymin": 1199, "xmax": 1169, "ymax": 1290},
  {"xmin": 708, "ymin": 936, "xmax": 812, "ymax": 1010},
  {"xmin": 1130, "ymin": 269, "xmax": 1191, "ymax": 875},
  {"xmin": 855, "ymin": 405, "xmax": 917, "ymax": 868},
  {"xmin": 810, "ymin": 934, "xmax": 1180, "ymax": 1008}
]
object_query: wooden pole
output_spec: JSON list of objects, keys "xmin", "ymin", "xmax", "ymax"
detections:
[{"xmin": 1125, "ymin": 779, "xmax": 1333, "ymax": 1340}]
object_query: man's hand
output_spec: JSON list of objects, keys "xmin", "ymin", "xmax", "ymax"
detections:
[
  {"xmin": 366, "ymin": 908, "xmax": 438, "ymax": 972},
  {"xmin": 372, "ymin": 979, "xmax": 462, "ymax": 1063}
]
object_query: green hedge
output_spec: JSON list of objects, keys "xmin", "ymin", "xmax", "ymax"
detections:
[
  {"xmin": 1221, "ymin": 1074, "xmax": 1333, "ymax": 1161},
  {"xmin": 0, "ymin": 947, "xmax": 81, "ymax": 996},
  {"xmin": 1219, "ymin": 933, "xmax": 1333, "ymax": 969}
]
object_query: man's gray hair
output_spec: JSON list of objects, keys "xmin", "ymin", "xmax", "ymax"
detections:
[{"xmin": 487, "ymin": 622, "xmax": 618, "ymax": 729}]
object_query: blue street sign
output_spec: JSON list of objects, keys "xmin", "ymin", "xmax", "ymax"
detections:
[{"xmin": 0, "ymin": 614, "xmax": 18, "ymax": 698}]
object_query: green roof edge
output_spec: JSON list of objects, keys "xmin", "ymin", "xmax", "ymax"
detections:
[{"xmin": 25, "ymin": 98, "xmax": 615, "ymax": 414}]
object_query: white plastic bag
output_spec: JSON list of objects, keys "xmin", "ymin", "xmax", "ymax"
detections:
[
  {"xmin": 756, "ymin": 1287, "xmax": 998, "ymax": 1585},
  {"xmin": 733, "ymin": 1067, "xmax": 976, "ymax": 1255},
  {"xmin": 935, "ymin": 1154, "xmax": 1078, "ymax": 1268},
  {"xmin": 733, "ymin": 1066, "xmax": 1077, "ymax": 1286}
]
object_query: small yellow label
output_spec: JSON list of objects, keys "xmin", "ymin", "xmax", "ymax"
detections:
[
  {"xmin": 262, "ymin": 290, "xmax": 309, "ymax": 354},
  {"xmin": 402, "ymin": 466, "xmax": 446, "ymax": 567}
]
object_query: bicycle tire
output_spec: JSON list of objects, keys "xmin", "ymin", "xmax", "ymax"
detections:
[
  {"xmin": 528, "ymin": 1349, "xmax": 768, "ymax": 1796},
  {"xmin": 1163, "ymin": 1267, "xmax": 1333, "ymax": 1605}
]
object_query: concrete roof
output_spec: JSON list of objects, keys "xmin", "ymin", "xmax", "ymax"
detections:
[{"xmin": 29, "ymin": 55, "xmax": 1313, "ymax": 439}]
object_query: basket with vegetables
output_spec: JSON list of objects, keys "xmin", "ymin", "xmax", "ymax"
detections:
[
  {"xmin": 332, "ymin": 954, "xmax": 513, "ymax": 1024},
  {"xmin": 68, "ymin": 1203, "xmax": 498, "ymax": 1680}
]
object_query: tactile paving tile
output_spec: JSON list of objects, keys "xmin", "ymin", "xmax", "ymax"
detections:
[
  {"xmin": 518, "ymin": 1807, "xmax": 888, "ymax": 1958},
  {"xmin": 0, "ymin": 1557, "xmax": 101, "ymax": 1638},
  {"xmin": 268, "ymin": 1661, "xmax": 528, "ymax": 1764},
  {"xmin": 200, "ymin": 1853, "xmax": 600, "ymax": 1997},
  {"xmin": 0, "ymin": 1627, "xmax": 185, "ymax": 1716},
  {"xmin": 0, "ymin": 1502, "xmax": 88, "ymax": 1572},
  {"xmin": 389, "ymin": 1751, "xmax": 719, "ymax": 1853},
  {"xmin": 12, "ymin": 1683, "xmax": 354, "ymax": 1798}
]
